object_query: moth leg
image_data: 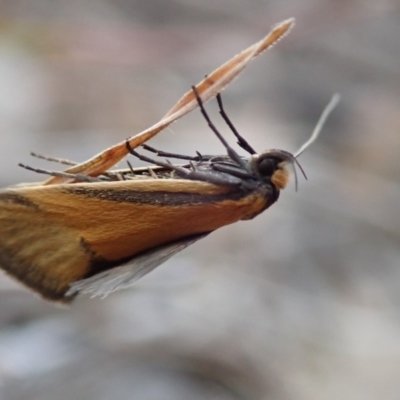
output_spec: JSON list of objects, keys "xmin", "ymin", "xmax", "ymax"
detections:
[
  {"xmin": 126, "ymin": 141, "xmax": 240, "ymax": 187},
  {"xmin": 216, "ymin": 93, "xmax": 257, "ymax": 155},
  {"xmin": 18, "ymin": 163, "xmax": 102, "ymax": 182},
  {"xmin": 175, "ymin": 160, "xmax": 241, "ymax": 185},
  {"xmin": 191, "ymin": 86, "xmax": 251, "ymax": 173},
  {"xmin": 30, "ymin": 152, "xmax": 77, "ymax": 166},
  {"xmin": 126, "ymin": 141, "xmax": 189, "ymax": 174},
  {"xmin": 211, "ymin": 163, "xmax": 255, "ymax": 180},
  {"xmin": 184, "ymin": 170, "xmax": 241, "ymax": 186},
  {"xmin": 126, "ymin": 160, "xmax": 136, "ymax": 175},
  {"xmin": 147, "ymin": 167, "xmax": 159, "ymax": 179},
  {"xmin": 142, "ymin": 144, "xmax": 203, "ymax": 161}
]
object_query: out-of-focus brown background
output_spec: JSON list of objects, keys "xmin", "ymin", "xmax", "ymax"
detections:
[{"xmin": 0, "ymin": 1, "xmax": 399, "ymax": 399}]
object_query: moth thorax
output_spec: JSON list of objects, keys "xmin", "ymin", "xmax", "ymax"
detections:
[{"xmin": 271, "ymin": 164, "xmax": 289, "ymax": 190}]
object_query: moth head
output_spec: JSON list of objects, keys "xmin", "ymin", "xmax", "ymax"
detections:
[
  {"xmin": 251, "ymin": 149, "xmax": 305, "ymax": 191},
  {"xmin": 250, "ymin": 93, "xmax": 341, "ymax": 191}
]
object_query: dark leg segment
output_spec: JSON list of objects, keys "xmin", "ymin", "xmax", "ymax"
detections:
[
  {"xmin": 216, "ymin": 94, "xmax": 256, "ymax": 155},
  {"xmin": 142, "ymin": 144, "xmax": 202, "ymax": 161},
  {"xmin": 191, "ymin": 86, "xmax": 251, "ymax": 173},
  {"xmin": 125, "ymin": 141, "xmax": 240, "ymax": 187}
]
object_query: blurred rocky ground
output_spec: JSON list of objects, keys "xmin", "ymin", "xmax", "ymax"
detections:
[{"xmin": 0, "ymin": 1, "xmax": 399, "ymax": 399}]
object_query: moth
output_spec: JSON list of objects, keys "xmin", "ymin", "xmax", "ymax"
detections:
[{"xmin": 0, "ymin": 19, "xmax": 339, "ymax": 303}]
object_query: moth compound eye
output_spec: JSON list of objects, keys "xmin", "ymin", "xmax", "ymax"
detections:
[{"xmin": 257, "ymin": 157, "xmax": 279, "ymax": 177}]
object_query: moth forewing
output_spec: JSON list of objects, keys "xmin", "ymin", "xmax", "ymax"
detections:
[{"xmin": 0, "ymin": 176, "xmax": 278, "ymax": 302}]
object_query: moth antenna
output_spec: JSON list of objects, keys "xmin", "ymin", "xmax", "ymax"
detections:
[{"xmin": 295, "ymin": 93, "xmax": 340, "ymax": 158}]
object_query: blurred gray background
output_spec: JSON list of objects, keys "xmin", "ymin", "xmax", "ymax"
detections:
[{"xmin": 0, "ymin": 1, "xmax": 399, "ymax": 399}]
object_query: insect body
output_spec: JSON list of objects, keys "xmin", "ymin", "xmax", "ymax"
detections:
[
  {"xmin": 0, "ymin": 19, "xmax": 339, "ymax": 303},
  {"xmin": 0, "ymin": 90, "xmax": 296, "ymax": 302}
]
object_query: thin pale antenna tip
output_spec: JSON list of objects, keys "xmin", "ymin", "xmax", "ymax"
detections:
[
  {"xmin": 294, "ymin": 93, "xmax": 341, "ymax": 158},
  {"xmin": 329, "ymin": 93, "xmax": 341, "ymax": 109}
]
